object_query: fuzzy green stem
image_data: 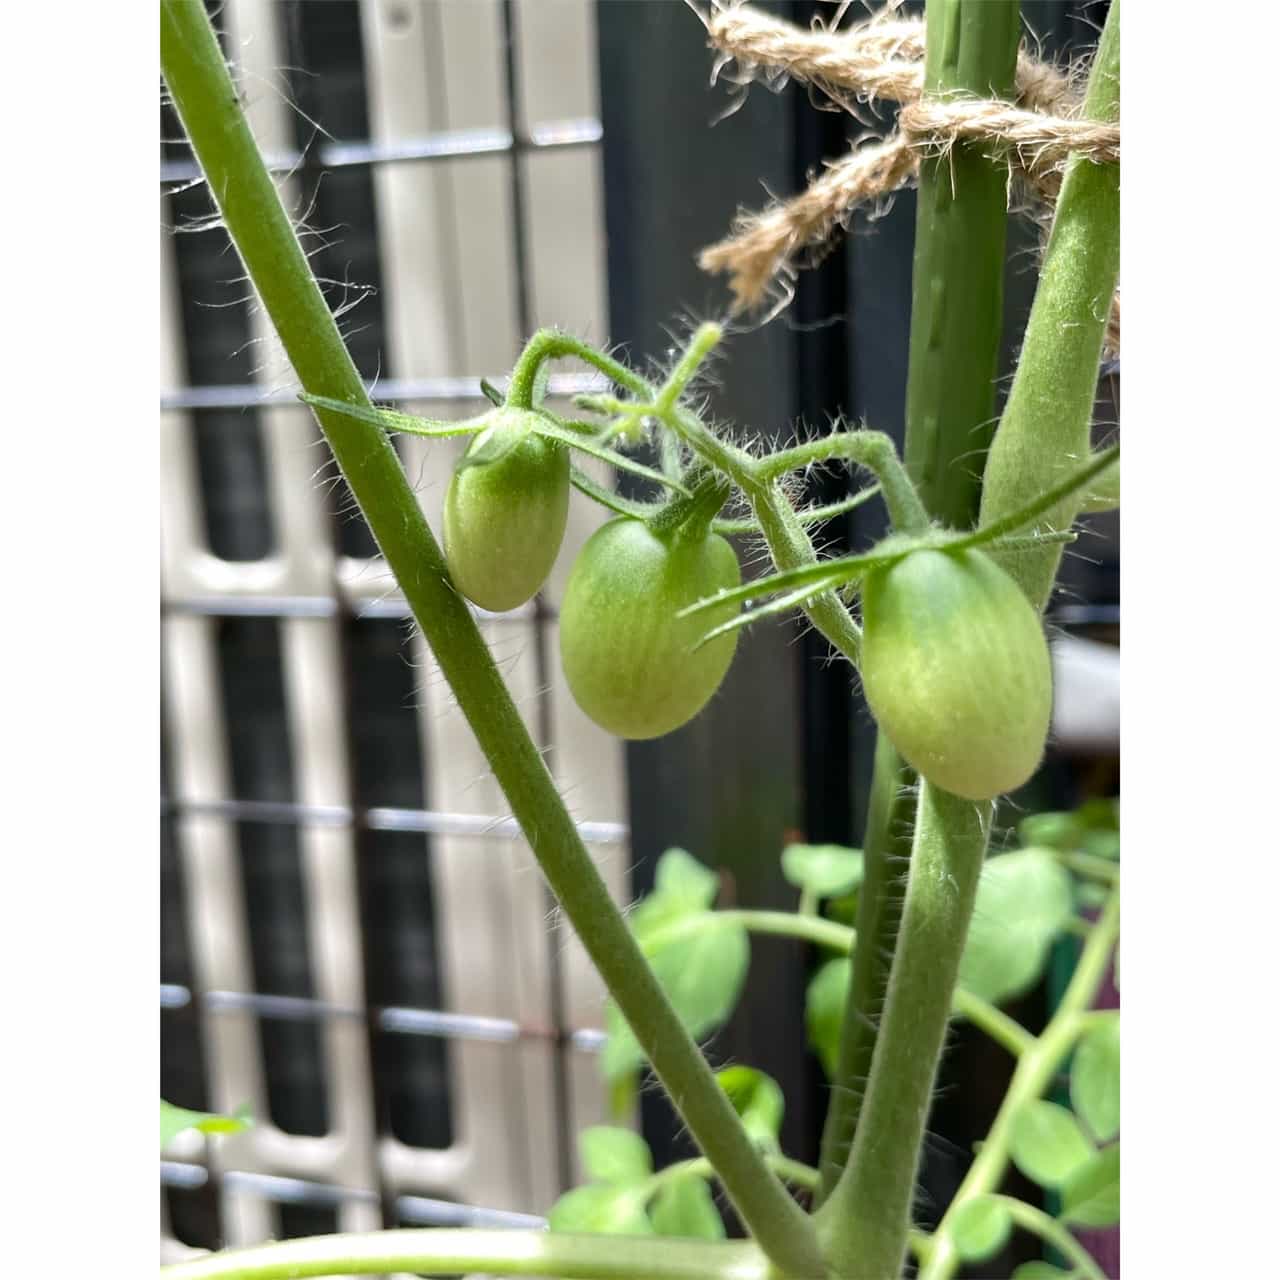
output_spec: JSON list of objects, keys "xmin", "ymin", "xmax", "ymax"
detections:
[
  {"xmin": 815, "ymin": 735, "xmax": 916, "ymax": 1203},
  {"xmin": 818, "ymin": 786, "xmax": 994, "ymax": 1279},
  {"xmin": 159, "ymin": 1231, "xmax": 771, "ymax": 1280},
  {"xmin": 979, "ymin": 1, "xmax": 1121, "ymax": 611},
  {"xmin": 755, "ymin": 432, "xmax": 928, "ymax": 535},
  {"xmin": 159, "ymin": 6, "xmax": 821, "ymax": 1274},
  {"xmin": 648, "ymin": 469, "xmax": 733, "ymax": 542},
  {"xmin": 994, "ymin": 1196, "xmax": 1109, "ymax": 1280},
  {"xmin": 642, "ymin": 1153, "xmax": 820, "ymax": 1201},
  {"xmin": 507, "ymin": 329, "xmax": 650, "ymax": 408},
  {"xmin": 919, "ymin": 893, "xmax": 1120, "ymax": 1280},
  {"xmin": 816, "ymin": 0, "xmax": 1020, "ymax": 1206},
  {"xmin": 661, "ymin": 403, "xmax": 864, "ymax": 667}
]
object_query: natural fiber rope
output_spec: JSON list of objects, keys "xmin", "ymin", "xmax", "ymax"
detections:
[{"xmin": 696, "ymin": 3, "xmax": 1119, "ymax": 352}]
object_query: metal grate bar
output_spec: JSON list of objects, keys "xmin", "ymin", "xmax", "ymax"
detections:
[
  {"xmin": 161, "ymin": 117, "xmax": 602, "ymax": 186},
  {"xmin": 160, "ymin": 796, "xmax": 626, "ymax": 844},
  {"xmin": 163, "ymin": 1163, "xmax": 548, "ymax": 1228},
  {"xmin": 160, "ymin": 370, "xmax": 606, "ymax": 412}
]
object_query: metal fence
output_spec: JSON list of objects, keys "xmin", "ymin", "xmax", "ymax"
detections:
[{"xmin": 161, "ymin": 0, "xmax": 625, "ymax": 1258}]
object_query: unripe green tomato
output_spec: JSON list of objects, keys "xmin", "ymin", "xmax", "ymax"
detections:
[
  {"xmin": 559, "ymin": 518, "xmax": 742, "ymax": 740},
  {"xmin": 443, "ymin": 412, "xmax": 570, "ymax": 612},
  {"xmin": 860, "ymin": 548, "xmax": 1052, "ymax": 801}
]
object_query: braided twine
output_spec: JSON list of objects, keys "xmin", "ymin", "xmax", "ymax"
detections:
[{"xmin": 695, "ymin": 2, "xmax": 1120, "ymax": 353}]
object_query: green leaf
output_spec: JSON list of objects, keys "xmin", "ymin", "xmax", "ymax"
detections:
[
  {"xmin": 1081, "ymin": 829, "xmax": 1120, "ymax": 860},
  {"xmin": 1071, "ymin": 1017, "xmax": 1120, "ymax": 1142},
  {"xmin": 805, "ymin": 957, "xmax": 850, "ymax": 1080},
  {"xmin": 716, "ymin": 1066, "xmax": 784, "ymax": 1152},
  {"xmin": 1060, "ymin": 1143, "xmax": 1119, "ymax": 1227},
  {"xmin": 959, "ymin": 849, "xmax": 1074, "ymax": 1005},
  {"xmin": 455, "ymin": 411, "xmax": 529, "ymax": 472},
  {"xmin": 950, "ymin": 1195, "xmax": 1013, "ymax": 1263},
  {"xmin": 547, "ymin": 1184, "xmax": 653, "ymax": 1236},
  {"xmin": 1011, "ymin": 1264, "xmax": 1073, "ymax": 1280},
  {"xmin": 628, "ymin": 848, "xmax": 719, "ymax": 943},
  {"xmin": 579, "ymin": 1126, "xmax": 652, "ymax": 1186},
  {"xmin": 531, "ymin": 416, "xmax": 688, "ymax": 494},
  {"xmin": 299, "ymin": 394, "xmax": 485, "ymax": 439},
  {"xmin": 479, "ymin": 377, "xmax": 505, "ymax": 407},
  {"xmin": 1010, "ymin": 1101, "xmax": 1095, "ymax": 1188},
  {"xmin": 602, "ymin": 918, "xmax": 750, "ymax": 1083},
  {"xmin": 781, "ymin": 844, "xmax": 864, "ymax": 899},
  {"xmin": 1017, "ymin": 811, "xmax": 1080, "ymax": 850},
  {"xmin": 1075, "ymin": 880, "xmax": 1109, "ymax": 909},
  {"xmin": 650, "ymin": 1174, "xmax": 725, "ymax": 1240},
  {"xmin": 161, "ymin": 1099, "xmax": 251, "ymax": 1150}
]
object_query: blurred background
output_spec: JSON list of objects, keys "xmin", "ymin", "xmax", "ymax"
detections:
[{"xmin": 160, "ymin": 0, "xmax": 1117, "ymax": 1269}]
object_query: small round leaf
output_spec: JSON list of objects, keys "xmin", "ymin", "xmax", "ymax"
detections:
[
  {"xmin": 1010, "ymin": 1100, "xmax": 1095, "ymax": 1188},
  {"xmin": 548, "ymin": 1184, "xmax": 652, "ymax": 1236},
  {"xmin": 579, "ymin": 1126, "xmax": 652, "ymax": 1185},
  {"xmin": 1071, "ymin": 1017, "xmax": 1120, "ymax": 1142},
  {"xmin": 650, "ymin": 1174, "xmax": 725, "ymax": 1240},
  {"xmin": 950, "ymin": 1195, "xmax": 1012, "ymax": 1263},
  {"xmin": 1060, "ymin": 1143, "xmax": 1120, "ymax": 1228},
  {"xmin": 781, "ymin": 844, "xmax": 864, "ymax": 899}
]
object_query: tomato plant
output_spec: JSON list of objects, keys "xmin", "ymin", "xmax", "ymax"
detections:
[{"xmin": 160, "ymin": 0, "xmax": 1120, "ymax": 1277}]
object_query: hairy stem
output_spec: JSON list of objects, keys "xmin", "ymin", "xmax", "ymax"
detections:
[
  {"xmin": 993, "ymin": 1197, "xmax": 1109, "ymax": 1280},
  {"xmin": 159, "ymin": 1230, "xmax": 771, "ymax": 1280},
  {"xmin": 979, "ymin": 0, "xmax": 1121, "ymax": 611},
  {"xmin": 815, "ymin": 735, "xmax": 915, "ymax": 1202},
  {"xmin": 755, "ymin": 432, "xmax": 928, "ymax": 534},
  {"xmin": 818, "ymin": 786, "xmax": 993, "ymax": 1279},
  {"xmin": 919, "ymin": 893, "xmax": 1120, "ymax": 1280},
  {"xmin": 816, "ymin": 0, "xmax": 1019, "ymax": 1204},
  {"xmin": 159, "ymin": 6, "xmax": 821, "ymax": 1273}
]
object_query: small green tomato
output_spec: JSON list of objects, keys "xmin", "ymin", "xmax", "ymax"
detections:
[
  {"xmin": 559, "ymin": 518, "xmax": 741, "ymax": 740},
  {"xmin": 443, "ymin": 408, "xmax": 570, "ymax": 612},
  {"xmin": 860, "ymin": 548, "xmax": 1053, "ymax": 801}
]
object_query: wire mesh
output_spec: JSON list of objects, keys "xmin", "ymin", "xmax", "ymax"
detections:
[{"xmin": 160, "ymin": 0, "xmax": 623, "ymax": 1256}]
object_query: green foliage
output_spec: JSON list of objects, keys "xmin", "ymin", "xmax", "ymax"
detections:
[
  {"xmin": 959, "ymin": 848, "xmax": 1074, "ymax": 1004},
  {"xmin": 781, "ymin": 843, "xmax": 864, "ymax": 899},
  {"xmin": 1071, "ymin": 1017, "xmax": 1120, "ymax": 1142},
  {"xmin": 160, "ymin": 1099, "xmax": 251, "ymax": 1149},
  {"xmin": 650, "ymin": 1174, "xmax": 726, "ymax": 1241},
  {"xmin": 580, "ymin": 1126, "xmax": 653, "ymax": 1185},
  {"xmin": 1009, "ymin": 1101, "xmax": 1096, "ymax": 1188},
  {"xmin": 1011, "ymin": 1265, "xmax": 1074, "ymax": 1280},
  {"xmin": 1060, "ymin": 1144, "xmax": 1120, "ymax": 1228},
  {"xmin": 548, "ymin": 1184, "xmax": 653, "ymax": 1236},
  {"xmin": 602, "ymin": 849, "xmax": 749, "ymax": 1085},
  {"xmin": 716, "ymin": 1066, "xmax": 784, "ymax": 1152},
  {"xmin": 949, "ymin": 1196, "xmax": 1013, "ymax": 1263},
  {"xmin": 805, "ymin": 957, "xmax": 851, "ymax": 1079}
]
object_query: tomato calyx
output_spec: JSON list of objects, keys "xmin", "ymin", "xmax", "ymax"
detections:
[{"xmin": 646, "ymin": 469, "xmax": 733, "ymax": 545}]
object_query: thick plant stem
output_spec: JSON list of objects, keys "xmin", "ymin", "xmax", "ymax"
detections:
[
  {"xmin": 815, "ymin": 734, "xmax": 914, "ymax": 1201},
  {"xmin": 979, "ymin": 0, "xmax": 1120, "ymax": 612},
  {"xmin": 816, "ymin": 0, "xmax": 1018, "ymax": 1201},
  {"xmin": 159, "ymin": 6, "xmax": 822, "ymax": 1274},
  {"xmin": 159, "ymin": 1230, "xmax": 771, "ymax": 1280},
  {"xmin": 918, "ymin": 893, "xmax": 1120, "ymax": 1280},
  {"xmin": 817, "ymin": 786, "xmax": 993, "ymax": 1279}
]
